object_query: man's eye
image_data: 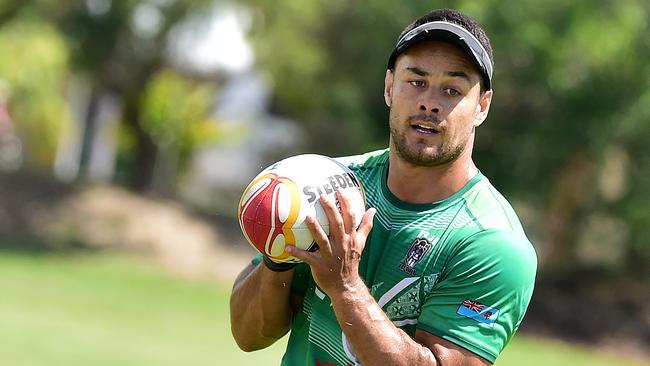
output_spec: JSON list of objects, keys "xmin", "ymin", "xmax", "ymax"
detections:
[
  {"xmin": 444, "ymin": 88, "xmax": 461, "ymax": 96},
  {"xmin": 409, "ymin": 80, "xmax": 426, "ymax": 88}
]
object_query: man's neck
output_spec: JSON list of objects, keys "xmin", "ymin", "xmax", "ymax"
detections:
[{"xmin": 387, "ymin": 148, "xmax": 478, "ymax": 204}]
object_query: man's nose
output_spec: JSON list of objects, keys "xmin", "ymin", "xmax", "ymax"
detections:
[{"xmin": 417, "ymin": 91, "xmax": 441, "ymax": 114}]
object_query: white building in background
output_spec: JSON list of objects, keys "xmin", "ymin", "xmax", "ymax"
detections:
[{"xmin": 166, "ymin": 3, "xmax": 254, "ymax": 75}]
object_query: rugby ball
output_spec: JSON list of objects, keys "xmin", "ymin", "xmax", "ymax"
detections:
[{"xmin": 238, "ymin": 154, "xmax": 366, "ymax": 263}]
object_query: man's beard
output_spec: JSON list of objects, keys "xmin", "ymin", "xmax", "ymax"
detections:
[{"xmin": 389, "ymin": 112, "xmax": 465, "ymax": 167}]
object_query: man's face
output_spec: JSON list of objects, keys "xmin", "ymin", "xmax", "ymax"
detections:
[{"xmin": 384, "ymin": 40, "xmax": 492, "ymax": 167}]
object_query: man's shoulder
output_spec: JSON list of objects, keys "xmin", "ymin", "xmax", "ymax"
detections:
[
  {"xmin": 444, "ymin": 175, "xmax": 536, "ymax": 267},
  {"xmin": 460, "ymin": 174, "xmax": 527, "ymax": 234}
]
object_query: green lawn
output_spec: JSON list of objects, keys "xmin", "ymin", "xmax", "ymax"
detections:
[{"xmin": 0, "ymin": 250, "xmax": 646, "ymax": 366}]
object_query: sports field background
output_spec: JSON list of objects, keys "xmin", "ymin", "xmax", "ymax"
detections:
[{"xmin": 1, "ymin": 249, "xmax": 647, "ymax": 366}]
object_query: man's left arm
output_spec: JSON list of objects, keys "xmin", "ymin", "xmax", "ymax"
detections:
[
  {"xmin": 326, "ymin": 275, "xmax": 491, "ymax": 365},
  {"xmin": 287, "ymin": 191, "xmax": 491, "ymax": 366}
]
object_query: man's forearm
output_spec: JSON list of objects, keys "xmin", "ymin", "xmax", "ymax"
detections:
[
  {"xmin": 329, "ymin": 282, "xmax": 438, "ymax": 366},
  {"xmin": 230, "ymin": 263, "xmax": 295, "ymax": 351}
]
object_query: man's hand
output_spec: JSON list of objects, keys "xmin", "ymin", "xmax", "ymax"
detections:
[{"xmin": 286, "ymin": 190, "xmax": 375, "ymax": 295}]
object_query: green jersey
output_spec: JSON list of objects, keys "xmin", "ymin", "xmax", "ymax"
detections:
[{"xmin": 253, "ymin": 149, "xmax": 537, "ymax": 365}]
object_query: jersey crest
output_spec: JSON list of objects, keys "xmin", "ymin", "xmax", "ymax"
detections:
[{"xmin": 398, "ymin": 237, "xmax": 433, "ymax": 275}]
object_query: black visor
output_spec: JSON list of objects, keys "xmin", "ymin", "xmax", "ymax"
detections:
[{"xmin": 387, "ymin": 21, "xmax": 493, "ymax": 90}]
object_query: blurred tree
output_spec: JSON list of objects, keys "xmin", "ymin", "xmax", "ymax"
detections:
[
  {"xmin": 0, "ymin": 18, "xmax": 70, "ymax": 169},
  {"xmin": 0, "ymin": 0, "xmax": 228, "ymax": 193},
  {"xmin": 54, "ymin": 0, "xmax": 216, "ymax": 191},
  {"xmin": 244, "ymin": 0, "xmax": 401, "ymax": 153},
  {"xmin": 241, "ymin": 0, "xmax": 650, "ymax": 279},
  {"xmin": 140, "ymin": 69, "xmax": 219, "ymax": 195},
  {"xmin": 476, "ymin": 0, "xmax": 650, "ymax": 278},
  {"xmin": 1, "ymin": 0, "xmax": 648, "ymax": 279}
]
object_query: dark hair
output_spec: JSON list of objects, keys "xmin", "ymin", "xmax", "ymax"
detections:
[{"xmin": 394, "ymin": 9, "xmax": 494, "ymax": 91}]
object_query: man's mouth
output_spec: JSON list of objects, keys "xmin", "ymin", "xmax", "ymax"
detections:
[
  {"xmin": 411, "ymin": 123, "xmax": 439, "ymax": 134},
  {"xmin": 407, "ymin": 114, "xmax": 441, "ymax": 135}
]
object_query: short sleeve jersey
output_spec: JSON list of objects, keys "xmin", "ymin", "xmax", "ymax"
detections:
[{"xmin": 256, "ymin": 149, "xmax": 537, "ymax": 365}]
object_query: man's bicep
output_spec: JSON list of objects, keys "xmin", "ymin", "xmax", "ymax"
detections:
[
  {"xmin": 232, "ymin": 261, "xmax": 259, "ymax": 290},
  {"xmin": 414, "ymin": 330, "xmax": 491, "ymax": 366}
]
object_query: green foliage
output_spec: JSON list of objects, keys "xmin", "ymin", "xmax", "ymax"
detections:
[
  {"xmin": 141, "ymin": 69, "xmax": 218, "ymax": 153},
  {"xmin": 0, "ymin": 0, "xmax": 220, "ymax": 190},
  {"xmin": 477, "ymin": 0, "xmax": 650, "ymax": 274},
  {"xmin": 0, "ymin": 0, "xmax": 648, "ymax": 277},
  {"xmin": 139, "ymin": 69, "xmax": 221, "ymax": 191},
  {"xmin": 242, "ymin": 0, "xmax": 650, "ymax": 278},
  {"xmin": 0, "ymin": 18, "xmax": 70, "ymax": 168}
]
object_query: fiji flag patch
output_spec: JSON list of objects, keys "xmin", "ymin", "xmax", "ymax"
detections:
[{"xmin": 457, "ymin": 299, "xmax": 500, "ymax": 326}]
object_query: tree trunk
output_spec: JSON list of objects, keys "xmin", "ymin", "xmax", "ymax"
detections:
[
  {"xmin": 77, "ymin": 84, "xmax": 100, "ymax": 179},
  {"xmin": 123, "ymin": 96, "xmax": 157, "ymax": 192}
]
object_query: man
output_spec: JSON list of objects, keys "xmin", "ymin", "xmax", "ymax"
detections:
[{"xmin": 230, "ymin": 8, "xmax": 537, "ymax": 366}]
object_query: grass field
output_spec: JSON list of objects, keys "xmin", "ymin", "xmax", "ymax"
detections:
[{"xmin": 0, "ymin": 250, "xmax": 647, "ymax": 366}]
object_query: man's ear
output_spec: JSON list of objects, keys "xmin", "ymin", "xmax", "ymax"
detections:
[
  {"xmin": 384, "ymin": 70, "xmax": 394, "ymax": 107},
  {"xmin": 473, "ymin": 89, "xmax": 493, "ymax": 127}
]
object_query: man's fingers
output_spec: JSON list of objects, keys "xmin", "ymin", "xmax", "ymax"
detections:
[
  {"xmin": 285, "ymin": 245, "xmax": 316, "ymax": 265},
  {"xmin": 305, "ymin": 215, "xmax": 332, "ymax": 257},
  {"xmin": 320, "ymin": 194, "xmax": 345, "ymax": 238},
  {"xmin": 335, "ymin": 190, "xmax": 355, "ymax": 234},
  {"xmin": 356, "ymin": 208, "xmax": 376, "ymax": 246}
]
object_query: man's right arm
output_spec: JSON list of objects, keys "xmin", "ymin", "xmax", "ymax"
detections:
[{"xmin": 230, "ymin": 261, "xmax": 296, "ymax": 351}]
